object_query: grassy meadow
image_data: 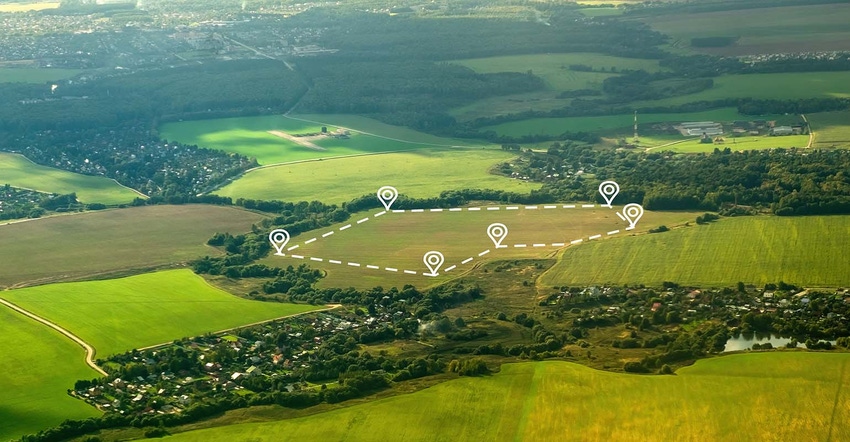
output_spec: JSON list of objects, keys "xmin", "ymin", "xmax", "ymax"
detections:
[
  {"xmin": 541, "ymin": 215, "xmax": 850, "ymax": 287},
  {"xmin": 215, "ymin": 148, "xmax": 536, "ymax": 204},
  {"xmin": 453, "ymin": 53, "xmax": 664, "ymax": 89},
  {"xmin": 0, "ymin": 152, "xmax": 141, "ymax": 204},
  {"xmin": 0, "ymin": 205, "xmax": 265, "ymax": 289},
  {"xmin": 643, "ymin": 134, "xmax": 810, "ymax": 153},
  {"xmin": 641, "ymin": 3, "xmax": 850, "ymax": 55},
  {"xmin": 0, "ymin": 67, "xmax": 80, "ymax": 83},
  {"xmin": 260, "ymin": 206, "xmax": 699, "ymax": 289},
  {"xmin": 0, "ymin": 306, "xmax": 101, "ymax": 442},
  {"xmin": 449, "ymin": 53, "xmax": 662, "ymax": 121},
  {"xmin": 160, "ymin": 114, "xmax": 477, "ymax": 166},
  {"xmin": 809, "ymin": 110, "xmax": 850, "ymax": 148},
  {"xmin": 164, "ymin": 354, "xmax": 850, "ymax": 441},
  {"xmin": 3, "ymin": 269, "xmax": 322, "ymax": 356},
  {"xmin": 634, "ymin": 71, "xmax": 850, "ymax": 108},
  {"xmin": 483, "ymin": 107, "xmax": 748, "ymax": 137}
]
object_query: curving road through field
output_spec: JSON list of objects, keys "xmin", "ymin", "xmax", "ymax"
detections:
[
  {"xmin": 0, "ymin": 297, "xmax": 108, "ymax": 376},
  {"xmin": 1, "ymin": 298, "xmax": 343, "ymax": 378}
]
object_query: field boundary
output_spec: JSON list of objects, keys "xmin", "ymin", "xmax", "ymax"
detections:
[
  {"xmin": 0, "ymin": 297, "xmax": 107, "ymax": 376},
  {"xmin": 275, "ymin": 203, "xmax": 637, "ymax": 277}
]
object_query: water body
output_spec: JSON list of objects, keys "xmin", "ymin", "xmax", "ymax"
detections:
[{"xmin": 724, "ymin": 333, "xmax": 836, "ymax": 352}]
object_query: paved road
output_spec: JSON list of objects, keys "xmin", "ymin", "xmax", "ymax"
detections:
[{"xmin": 0, "ymin": 297, "xmax": 108, "ymax": 376}]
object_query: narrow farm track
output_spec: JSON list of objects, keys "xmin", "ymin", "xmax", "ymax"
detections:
[{"xmin": 0, "ymin": 297, "xmax": 107, "ymax": 376}]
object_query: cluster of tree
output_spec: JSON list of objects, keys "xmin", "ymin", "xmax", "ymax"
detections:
[
  {"xmin": 0, "ymin": 186, "xmax": 48, "ymax": 220},
  {"xmin": 503, "ymin": 143, "xmax": 850, "ymax": 215},
  {"xmin": 602, "ymin": 70, "xmax": 714, "ymax": 102},
  {"xmin": 294, "ymin": 7, "xmax": 667, "ymax": 62},
  {"xmin": 0, "ymin": 60, "xmax": 306, "ymax": 132},
  {"xmin": 3, "ymin": 124, "xmax": 255, "ymax": 198},
  {"xmin": 740, "ymin": 291, "xmax": 850, "ymax": 340},
  {"xmin": 627, "ymin": 325, "xmax": 730, "ymax": 373},
  {"xmin": 296, "ymin": 60, "xmax": 543, "ymax": 132},
  {"xmin": 447, "ymin": 358, "xmax": 490, "ymax": 376}
]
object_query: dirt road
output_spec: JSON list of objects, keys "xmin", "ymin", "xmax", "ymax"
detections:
[{"xmin": 0, "ymin": 297, "xmax": 107, "ymax": 376}]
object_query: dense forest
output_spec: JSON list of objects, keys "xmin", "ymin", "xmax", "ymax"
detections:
[{"xmin": 504, "ymin": 143, "xmax": 850, "ymax": 215}]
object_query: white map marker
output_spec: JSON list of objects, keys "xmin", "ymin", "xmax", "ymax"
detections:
[
  {"xmin": 598, "ymin": 180, "xmax": 620, "ymax": 207},
  {"xmin": 268, "ymin": 229, "xmax": 290, "ymax": 256},
  {"xmin": 617, "ymin": 203, "xmax": 644, "ymax": 229},
  {"xmin": 423, "ymin": 251, "xmax": 445, "ymax": 276},
  {"xmin": 487, "ymin": 223, "xmax": 509, "ymax": 248},
  {"xmin": 377, "ymin": 186, "xmax": 399, "ymax": 210}
]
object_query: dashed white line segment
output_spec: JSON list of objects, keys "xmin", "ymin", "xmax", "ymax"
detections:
[{"xmin": 274, "ymin": 204, "xmax": 633, "ymax": 278}]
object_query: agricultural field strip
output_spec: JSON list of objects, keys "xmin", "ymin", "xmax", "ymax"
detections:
[{"xmin": 277, "ymin": 203, "xmax": 634, "ymax": 276}]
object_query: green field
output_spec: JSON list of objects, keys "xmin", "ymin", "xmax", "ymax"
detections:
[
  {"xmin": 643, "ymin": 134, "xmax": 810, "ymax": 153},
  {"xmin": 809, "ymin": 110, "xmax": 850, "ymax": 148},
  {"xmin": 0, "ymin": 67, "xmax": 80, "ymax": 83},
  {"xmin": 634, "ymin": 71, "xmax": 850, "ymax": 108},
  {"xmin": 483, "ymin": 108, "xmax": 748, "ymax": 137},
  {"xmin": 3, "ymin": 269, "xmax": 322, "ymax": 356},
  {"xmin": 449, "ymin": 53, "xmax": 663, "ymax": 121},
  {"xmin": 261, "ymin": 206, "xmax": 699, "ymax": 289},
  {"xmin": 164, "ymin": 353, "xmax": 850, "ymax": 441},
  {"xmin": 541, "ymin": 215, "xmax": 850, "ymax": 287},
  {"xmin": 453, "ymin": 53, "xmax": 663, "ymax": 90},
  {"xmin": 0, "ymin": 205, "xmax": 265, "ymax": 289},
  {"xmin": 215, "ymin": 148, "xmax": 536, "ymax": 204},
  {"xmin": 0, "ymin": 306, "xmax": 101, "ymax": 442},
  {"xmin": 641, "ymin": 4, "xmax": 850, "ymax": 55},
  {"xmin": 160, "ymin": 114, "xmax": 477, "ymax": 166},
  {"xmin": 0, "ymin": 152, "xmax": 141, "ymax": 204}
]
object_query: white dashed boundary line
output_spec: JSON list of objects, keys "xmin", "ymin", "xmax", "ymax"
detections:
[{"xmin": 274, "ymin": 203, "xmax": 633, "ymax": 277}]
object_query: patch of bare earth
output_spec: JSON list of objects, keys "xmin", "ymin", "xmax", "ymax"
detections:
[{"xmin": 267, "ymin": 130, "xmax": 327, "ymax": 151}]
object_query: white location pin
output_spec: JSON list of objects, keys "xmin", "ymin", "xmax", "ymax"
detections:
[
  {"xmin": 617, "ymin": 203, "xmax": 644, "ymax": 229},
  {"xmin": 487, "ymin": 223, "xmax": 509, "ymax": 248},
  {"xmin": 377, "ymin": 186, "xmax": 399, "ymax": 210},
  {"xmin": 268, "ymin": 229, "xmax": 290, "ymax": 256},
  {"xmin": 423, "ymin": 251, "xmax": 445, "ymax": 276},
  {"xmin": 598, "ymin": 181, "xmax": 620, "ymax": 208}
]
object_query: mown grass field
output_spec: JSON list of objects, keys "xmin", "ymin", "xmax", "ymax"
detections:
[
  {"xmin": 0, "ymin": 152, "xmax": 141, "ymax": 204},
  {"xmin": 159, "ymin": 114, "xmax": 477, "ymax": 166},
  {"xmin": 0, "ymin": 205, "xmax": 265, "ymax": 289},
  {"xmin": 809, "ymin": 110, "xmax": 850, "ymax": 148},
  {"xmin": 0, "ymin": 67, "xmax": 80, "ymax": 82},
  {"xmin": 164, "ymin": 353, "xmax": 850, "ymax": 441},
  {"xmin": 0, "ymin": 306, "xmax": 101, "ymax": 442},
  {"xmin": 215, "ymin": 148, "xmax": 536, "ymax": 204},
  {"xmin": 541, "ymin": 215, "xmax": 850, "ymax": 287},
  {"xmin": 3, "ymin": 269, "xmax": 322, "ymax": 356},
  {"xmin": 483, "ymin": 108, "xmax": 748, "ymax": 137},
  {"xmin": 260, "ymin": 207, "xmax": 699, "ymax": 289},
  {"xmin": 640, "ymin": 4, "xmax": 850, "ymax": 55}
]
